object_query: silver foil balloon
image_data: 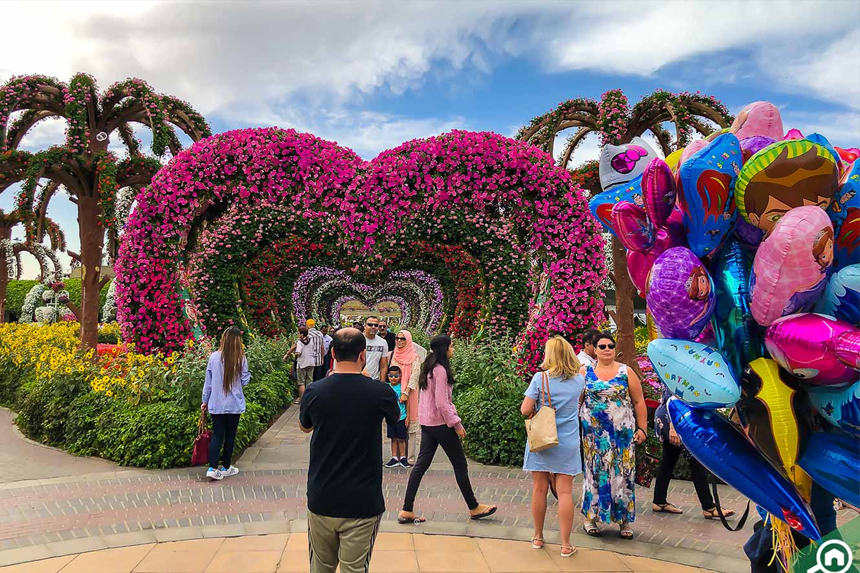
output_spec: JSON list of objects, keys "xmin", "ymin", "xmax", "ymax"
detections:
[{"xmin": 711, "ymin": 238, "xmax": 764, "ymax": 377}]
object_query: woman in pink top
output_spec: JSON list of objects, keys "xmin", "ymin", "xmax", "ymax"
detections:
[{"xmin": 398, "ymin": 335, "xmax": 498, "ymax": 524}]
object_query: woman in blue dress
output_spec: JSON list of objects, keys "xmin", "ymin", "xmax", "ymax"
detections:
[
  {"xmin": 580, "ymin": 332, "xmax": 648, "ymax": 540},
  {"xmin": 521, "ymin": 336, "xmax": 585, "ymax": 558}
]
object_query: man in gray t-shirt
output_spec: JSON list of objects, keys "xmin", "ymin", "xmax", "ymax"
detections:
[{"xmin": 362, "ymin": 316, "xmax": 389, "ymax": 381}]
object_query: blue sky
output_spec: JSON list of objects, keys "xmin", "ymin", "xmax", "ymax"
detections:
[{"xmin": 2, "ymin": 0, "xmax": 859, "ymax": 277}]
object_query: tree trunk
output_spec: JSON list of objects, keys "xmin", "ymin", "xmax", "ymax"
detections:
[
  {"xmin": 611, "ymin": 236, "xmax": 639, "ymax": 375},
  {"xmin": 78, "ymin": 195, "xmax": 104, "ymax": 351}
]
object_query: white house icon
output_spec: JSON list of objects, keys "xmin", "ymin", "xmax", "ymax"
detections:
[{"xmin": 824, "ymin": 548, "xmax": 846, "ymax": 568}]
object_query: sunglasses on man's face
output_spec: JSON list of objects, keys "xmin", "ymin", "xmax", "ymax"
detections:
[{"xmin": 597, "ymin": 343, "xmax": 615, "ymax": 350}]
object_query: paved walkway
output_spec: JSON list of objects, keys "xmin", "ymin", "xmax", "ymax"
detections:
[
  {"xmin": 0, "ymin": 404, "xmax": 855, "ymax": 572},
  {"xmin": 0, "ymin": 533, "xmax": 718, "ymax": 573}
]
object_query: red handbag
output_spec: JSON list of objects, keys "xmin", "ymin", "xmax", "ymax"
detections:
[{"xmin": 191, "ymin": 410, "xmax": 211, "ymax": 466}]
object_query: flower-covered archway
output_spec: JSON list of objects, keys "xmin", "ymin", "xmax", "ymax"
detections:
[{"xmin": 116, "ymin": 128, "xmax": 605, "ymax": 367}]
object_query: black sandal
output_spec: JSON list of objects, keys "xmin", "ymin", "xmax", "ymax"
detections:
[
  {"xmin": 470, "ymin": 505, "xmax": 498, "ymax": 520},
  {"xmin": 397, "ymin": 514, "xmax": 426, "ymax": 525},
  {"xmin": 652, "ymin": 502, "xmax": 683, "ymax": 514},
  {"xmin": 619, "ymin": 523, "xmax": 634, "ymax": 539}
]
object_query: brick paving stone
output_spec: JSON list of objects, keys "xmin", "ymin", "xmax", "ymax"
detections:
[{"xmin": 1, "ymin": 404, "xmax": 857, "ymax": 570}]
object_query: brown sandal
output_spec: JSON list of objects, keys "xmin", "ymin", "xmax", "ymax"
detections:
[{"xmin": 703, "ymin": 507, "xmax": 735, "ymax": 520}]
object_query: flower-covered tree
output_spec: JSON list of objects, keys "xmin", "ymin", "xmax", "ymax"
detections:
[
  {"xmin": 517, "ymin": 90, "xmax": 732, "ymax": 371},
  {"xmin": 0, "ymin": 73, "xmax": 210, "ymax": 349},
  {"xmin": 0, "ymin": 207, "xmax": 65, "ymax": 322}
]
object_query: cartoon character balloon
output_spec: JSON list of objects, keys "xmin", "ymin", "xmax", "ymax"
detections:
[
  {"xmin": 764, "ymin": 313, "xmax": 859, "ymax": 386},
  {"xmin": 646, "ymin": 247, "xmax": 716, "ymax": 339},
  {"xmin": 589, "ymin": 175, "xmax": 644, "ymax": 236},
  {"xmin": 711, "ymin": 239, "xmax": 763, "ymax": 376},
  {"xmin": 677, "ymin": 133, "xmax": 741, "ymax": 257},
  {"xmin": 669, "ymin": 399, "xmax": 820, "ymax": 540},
  {"xmin": 737, "ymin": 358, "xmax": 811, "ymax": 500},
  {"xmin": 816, "ymin": 264, "xmax": 860, "ymax": 325},
  {"xmin": 828, "ymin": 160, "xmax": 859, "ymax": 270},
  {"xmin": 647, "ymin": 340, "xmax": 740, "ymax": 407},
  {"xmin": 736, "ymin": 140, "xmax": 840, "ymax": 235},
  {"xmin": 731, "ymin": 101, "xmax": 784, "ymax": 141},
  {"xmin": 626, "ymin": 229, "xmax": 677, "ymax": 297},
  {"xmin": 807, "ymin": 381, "xmax": 860, "ymax": 437},
  {"xmin": 799, "ymin": 431, "xmax": 860, "ymax": 508},
  {"xmin": 598, "ymin": 137, "xmax": 658, "ymax": 192},
  {"xmin": 750, "ymin": 206, "xmax": 833, "ymax": 326},
  {"xmin": 612, "ymin": 201, "xmax": 656, "ymax": 252}
]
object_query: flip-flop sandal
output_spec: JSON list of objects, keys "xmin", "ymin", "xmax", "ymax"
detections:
[
  {"xmin": 703, "ymin": 508, "xmax": 735, "ymax": 520},
  {"xmin": 583, "ymin": 522, "xmax": 601, "ymax": 537},
  {"xmin": 619, "ymin": 526, "xmax": 634, "ymax": 540},
  {"xmin": 560, "ymin": 545, "xmax": 578, "ymax": 558},
  {"xmin": 397, "ymin": 516, "xmax": 426, "ymax": 524},
  {"xmin": 470, "ymin": 506, "xmax": 498, "ymax": 520},
  {"xmin": 531, "ymin": 536, "xmax": 544, "ymax": 549},
  {"xmin": 652, "ymin": 503, "xmax": 683, "ymax": 514}
]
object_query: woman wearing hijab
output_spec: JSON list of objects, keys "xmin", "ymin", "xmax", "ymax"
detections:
[{"xmin": 389, "ymin": 330, "xmax": 424, "ymax": 465}]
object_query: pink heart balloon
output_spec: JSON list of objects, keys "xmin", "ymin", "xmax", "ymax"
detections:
[
  {"xmin": 830, "ymin": 331, "xmax": 860, "ymax": 370},
  {"xmin": 783, "ymin": 128, "xmax": 804, "ymax": 141},
  {"xmin": 765, "ymin": 313, "xmax": 859, "ymax": 386},
  {"xmin": 642, "ymin": 158, "xmax": 677, "ymax": 228},
  {"xmin": 626, "ymin": 229, "xmax": 674, "ymax": 296},
  {"xmin": 612, "ymin": 201, "xmax": 656, "ymax": 252}
]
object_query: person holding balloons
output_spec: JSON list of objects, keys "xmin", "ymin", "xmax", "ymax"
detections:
[{"xmin": 579, "ymin": 332, "xmax": 648, "ymax": 539}]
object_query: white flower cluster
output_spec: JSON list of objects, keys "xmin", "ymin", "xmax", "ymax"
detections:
[
  {"xmin": 102, "ymin": 280, "xmax": 117, "ymax": 322},
  {"xmin": 18, "ymin": 283, "xmax": 47, "ymax": 323},
  {"xmin": 1, "ymin": 239, "xmax": 18, "ymax": 279}
]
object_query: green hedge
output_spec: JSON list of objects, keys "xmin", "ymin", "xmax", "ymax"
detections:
[
  {"xmin": 3, "ymin": 364, "xmax": 293, "ymax": 469},
  {"xmin": 3, "ymin": 279, "xmax": 113, "ymax": 319}
]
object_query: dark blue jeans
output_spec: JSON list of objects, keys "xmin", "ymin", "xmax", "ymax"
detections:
[{"xmin": 208, "ymin": 413, "xmax": 241, "ymax": 470}]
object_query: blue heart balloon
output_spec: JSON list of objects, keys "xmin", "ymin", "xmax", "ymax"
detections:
[
  {"xmin": 828, "ymin": 160, "xmax": 860, "ymax": 271},
  {"xmin": 711, "ymin": 238, "xmax": 764, "ymax": 376},
  {"xmin": 799, "ymin": 431, "xmax": 860, "ymax": 508},
  {"xmin": 816, "ymin": 264, "xmax": 860, "ymax": 325},
  {"xmin": 808, "ymin": 381, "xmax": 860, "ymax": 438},
  {"xmin": 669, "ymin": 399, "xmax": 820, "ymax": 540},
  {"xmin": 588, "ymin": 174, "xmax": 644, "ymax": 236},
  {"xmin": 647, "ymin": 339, "xmax": 740, "ymax": 407},
  {"xmin": 678, "ymin": 133, "xmax": 741, "ymax": 258}
]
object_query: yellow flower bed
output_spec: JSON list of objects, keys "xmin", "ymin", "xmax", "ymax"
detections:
[{"xmin": 0, "ymin": 323, "xmax": 174, "ymax": 396}]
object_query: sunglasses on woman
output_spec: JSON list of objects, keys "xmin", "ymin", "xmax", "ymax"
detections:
[
  {"xmin": 597, "ymin": 343, "xmax": 615, "ymax": 350},
  {"xmin": 395, "ymin": 337, "xmax": 407, "ymax": 341}
]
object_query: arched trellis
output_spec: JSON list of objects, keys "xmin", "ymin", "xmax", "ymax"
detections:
[
  {"xmin": 517, "ymin": 90, "xmax": 733, "ymax": 371},
  {"xmin": 0, "ymin": 73, "xmax": 210, "ymax": 349},
  {"xmin": 328, "ymin": 294, "xmax": 411, "ymax": 328},
  {"xmin": 117, "ymin": 128, "xmax": 605, "ymax": 370}
]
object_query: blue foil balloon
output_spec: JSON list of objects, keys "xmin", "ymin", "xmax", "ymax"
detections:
[
  {"xmin": 589, "ymin": 174, "xmax": 644, "ymax": 236},
  {"xmin": 711, "ymin": 238, "xmax": 764, "ymax": 376},
  {"xmin": 647, "ymin": 339, "xmax": 740, "ymax": 407},
  {"xmin": 678, "ymin": 133, "xmax": 741, "ymax": 258},
  {"xmin": 828, "ymin": 160, "xmax": 859, "ymax": 271},
  {"xmin": 816, "ymin": 264, "xmax": 860, "ymax": 325},
  {"xmin": 669, "ymin": 399, "xmax": 821, "ymax": 540},
  {"xmin": 799, "ymin": 431, "xmax": 860, "ymax": 508},
  {"xmin": 808, "ymin": 381, "xmax": 860, "ymax": 437}
]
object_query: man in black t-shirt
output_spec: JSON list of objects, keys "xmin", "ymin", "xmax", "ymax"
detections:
[{"xmin": 299, "ymin": 328, "xmax": 400, "ymax": 573}]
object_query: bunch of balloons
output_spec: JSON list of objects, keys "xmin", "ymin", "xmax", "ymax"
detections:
[{"xmin": 589, "ymin": 101, "xmax": 860, "ymax": 543}]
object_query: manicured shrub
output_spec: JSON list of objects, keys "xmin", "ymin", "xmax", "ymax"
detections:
[{"xmin": 456, "ymin": 382, "xmax": 527, "ymax": 467}]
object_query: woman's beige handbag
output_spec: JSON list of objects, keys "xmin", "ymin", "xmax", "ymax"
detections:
[{"xmin": 525, "ymin": 371, "xmax": 558, "ymax": 452}]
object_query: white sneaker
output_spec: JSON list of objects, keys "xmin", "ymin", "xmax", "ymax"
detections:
[
  {"xmin": 220, "ymin": 466, "xmax": 239, "ymax": 477},
  {"xmin": 206, "ymin": 468, "xmax": 223, "ymax": 481}
]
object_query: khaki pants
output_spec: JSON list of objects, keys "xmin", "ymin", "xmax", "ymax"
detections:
[
  {"xmin": 307, "ymin": 511, "xmax": 382, "ymax": 573},
  {"xmin": 298, "ymin": 366, "xmax": 314, "ymax": 387},
  {"xmin": 407, "ymin": 421, "xmax": 421, "ymax": 465}
]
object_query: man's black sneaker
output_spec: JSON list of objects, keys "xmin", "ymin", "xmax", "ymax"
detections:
[
  {"xmin": 385, "ymin": 457, "xmax": 400, "ymax": 468},
  {"xmin": 399, "ymin": 458, "xmax": 412, "ymax": 468}
]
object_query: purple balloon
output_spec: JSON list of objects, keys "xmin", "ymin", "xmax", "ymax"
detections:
[
  {"xmin": 642, "ymin": 158, "xmax": 677, "ymax": 228},
  {"xmin": 612, "ymin": 201, "xmax": 656, "ymax": 252},
  {"xmin": 735, "ymin": 219, "xmax": 764, "ymax": 248},
  {"xmin": 665, "ymin": 208, "xmax": 688, "ymax": 247},
  {"xmin": 627, "ymin": 229, "xmax": 674, "ymax": 296},
  {"xmin": 740, "ymin": 136, "xmax": 776, "ymax": 161},
  {"xmin": 646, "ymin": 247, "xmax": 716, "ymax": 339}
]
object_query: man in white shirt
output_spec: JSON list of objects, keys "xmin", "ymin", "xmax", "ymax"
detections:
[
  {"xmin": 307, "ymin": 319, "xmax": 326, "ymax": 380},
  {"xmin": 362, "ymin": 316, "xmax": 389, "ymax": 381},
  {"xmin": 577, "ymin": 329, "xmax": 600, "ymax": 368}
]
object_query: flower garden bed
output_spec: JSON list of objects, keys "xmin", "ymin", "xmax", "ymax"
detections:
[{"xmin": 0, "ymin": 323, "xmax": 294, "ymax": 468}]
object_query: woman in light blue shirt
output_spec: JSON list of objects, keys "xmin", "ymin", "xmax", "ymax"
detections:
[
  {"xmin": 202, "ymin": 327, "xmax": 251, "ymax": 481},
  {"xmin": 520, "ymin": 335, "xmax": 584, "ymax": 558}
]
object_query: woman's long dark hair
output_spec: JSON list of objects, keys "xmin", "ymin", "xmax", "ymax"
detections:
[
  {"xmin": 419, "ymin": 335, "xmax": 454, "ymax": 390},
  {"xmin": 219, "ymin": 326, "xmax": 245, "ymax": 395}
]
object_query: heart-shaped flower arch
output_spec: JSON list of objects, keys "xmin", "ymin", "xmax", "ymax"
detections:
[{"xmin": 116, "ymin": 128, "xmax": 606, "ymax": 369}]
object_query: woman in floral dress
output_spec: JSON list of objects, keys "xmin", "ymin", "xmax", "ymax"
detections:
[{"xmin": 580, "ymin": 332, "xmax": 648, "ymax": 539}]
